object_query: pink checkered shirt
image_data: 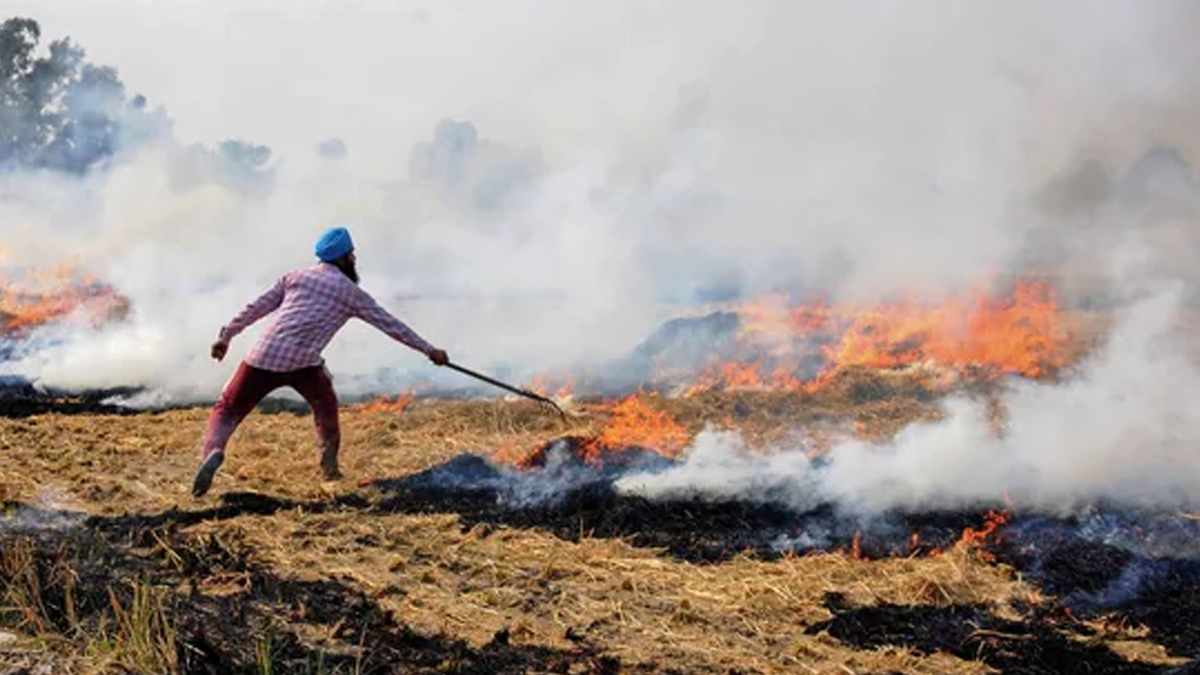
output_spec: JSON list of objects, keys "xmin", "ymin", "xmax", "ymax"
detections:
[{"xmin": 218, "ymin": 262, "xmax": 435, "ymax": 372}]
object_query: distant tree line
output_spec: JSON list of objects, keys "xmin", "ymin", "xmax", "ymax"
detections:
[
  {"xmin": 0, "ymin": 15, "xmax": 281, "ymax": 193},
  {"xmin": 3, "ymin": 15, "xmax": 576, "ymax": 216},
  {"xmin": 0, "ymin": 17, "xmax": 166, "ymax": 174}
]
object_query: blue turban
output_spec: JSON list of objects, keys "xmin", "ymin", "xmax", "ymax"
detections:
[{"xmin": 315, "ymin": 226, "xmax": 354, "ymax": 262}]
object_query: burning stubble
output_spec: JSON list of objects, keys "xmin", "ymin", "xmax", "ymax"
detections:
[{"xmin": 617, "ymin": 286, "xmax": 1200, "ymax": 515}]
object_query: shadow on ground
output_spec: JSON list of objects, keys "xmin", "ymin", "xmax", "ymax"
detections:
[{"xmin": 0, "ymin": 521, "xmax": 638, "ymax": 675}]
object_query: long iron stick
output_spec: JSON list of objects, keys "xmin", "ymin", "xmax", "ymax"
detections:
[{"xmin": 445, "ymin": 362, "xmax": 567, "ymax": 419}]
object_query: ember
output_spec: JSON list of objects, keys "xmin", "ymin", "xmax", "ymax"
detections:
[{"xmin": 957, "ymin": 509, "xmax": 1010, "ymax": 562}]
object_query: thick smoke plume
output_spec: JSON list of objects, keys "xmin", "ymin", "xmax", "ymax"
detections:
[{"xmin": 2, "ymin": 1, "xmax": 1200, "ymax": 404}]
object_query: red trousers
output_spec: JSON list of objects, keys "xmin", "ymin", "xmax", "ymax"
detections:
[{"xmin": 201, "ymin": 361, "xmax": 340, "ymax": 461}]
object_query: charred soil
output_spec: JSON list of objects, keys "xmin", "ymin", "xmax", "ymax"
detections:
[{"xmin": 0, "ymin": 522, "xmax": 631, "ymax": 675}]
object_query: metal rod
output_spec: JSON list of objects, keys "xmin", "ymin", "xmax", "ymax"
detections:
[{"xmin": 445, "ymin": 362, "xmax": 567, "ymax": 419}]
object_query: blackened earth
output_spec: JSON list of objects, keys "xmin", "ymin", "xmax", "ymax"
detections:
[
  {"xmin": 369, "ymin": 450, "xmax": 1200, "ymax": 664},
  {"xmin": 0, "ymin": 525, "xmax": 631, "ymax": 675},
  {"xmin": 806, "ymin": 593, "xmax": 1170, "ymax": 675}
]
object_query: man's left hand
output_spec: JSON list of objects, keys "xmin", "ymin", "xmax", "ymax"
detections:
[{"xmin": 427, "ymin": 348, "xmax": 449, "ymax": 366}]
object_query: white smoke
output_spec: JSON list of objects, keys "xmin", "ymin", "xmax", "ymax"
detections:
[
  {"xmin": 0, "ymin": 484, "xmax": 86, "ymax": 533},
  {"xmin": 2, "ymin": 1, "xmax": 1200, "ymax": 402},
  {"xmin": 618, "ymin": 285, "xmax": 1200, "ymax": 513},
  {"xmin": 613, "ymin": 428, "xmax": 827, "ymax": 511}
]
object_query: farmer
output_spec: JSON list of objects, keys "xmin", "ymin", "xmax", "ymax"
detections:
[{"xmin": 190, "ymin": 225, "xmax": 448, "ymax": 498}]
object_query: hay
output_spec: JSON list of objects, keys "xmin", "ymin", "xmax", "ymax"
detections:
[{"xmin": 184, "ymin": 510, "xmax": 1026, "ymax": 674}]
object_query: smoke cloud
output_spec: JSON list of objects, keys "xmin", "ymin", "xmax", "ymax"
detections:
[{"xmin": 3, "ymin": 0, "xmax": 1200, "ymax": 404}]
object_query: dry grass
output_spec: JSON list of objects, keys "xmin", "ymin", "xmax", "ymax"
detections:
[
  {"xmin": 0, "ymin": 374, "xmax": 1176, "ymax": 673},
  {"xmin": 97, "ymin": 581, "xmax": 179, "ymax": 675},
  {"xmin": 190, "ymin": 510, "xmax": 1033, "ymax": 674},
  {"xmin": 0, "ymin": 381, "xmax": 949, "ymax": 514},
  {"xmin": 0, "ymin": 535, "xmax": 180, "ymax": 675},
  {"xmin": 0, "ymin": 396, "xmax": 591, "ymax": 514}
]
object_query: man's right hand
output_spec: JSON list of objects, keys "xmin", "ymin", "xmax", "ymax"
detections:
[
  {"xmin": 427, "ymin": 348, "xmax": 449, "ymax": 366},
  {"xmin": 211, "ymin": 340, "xmax": 229, "ymax": 362}
]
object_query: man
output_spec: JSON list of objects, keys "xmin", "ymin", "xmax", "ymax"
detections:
[{"xmin": 191, "ymin": 225, "xmax": 448, "ymax": 498}]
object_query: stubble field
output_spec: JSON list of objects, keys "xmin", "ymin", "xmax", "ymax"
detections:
[{"xmin": 2, "ymin": 367, "xmax": 1198, "ymax": 675}]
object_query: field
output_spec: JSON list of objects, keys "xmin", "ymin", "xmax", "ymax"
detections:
[
  {"xmin": 7, "ymin": 6, "xmax": 1200, "ymax": 671},
  {"xmin": 3, "ymin": 362, "xmax": 1200, "ymax": 675}
]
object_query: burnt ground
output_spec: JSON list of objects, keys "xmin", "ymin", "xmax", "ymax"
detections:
[
  {"xmin": 80, "ymin": 451, "xmax": 992, "ymax": 566},
  {"xmin": 986, "ymin": 515, "xmax": 1200, "ymax": 661},
  {"xmin": 997, "ymin": 537, "xmax": 1200, "ymax": 660},
  {"xmin": 0, "ymin": 524, "xmax": 634, "ymax": 675},
  {"xmin": 372, "ymin": 481, "xmax": 985, "ymax": 563},
  {"xmin": 0, "ymin": 383, "xmax": 142, "ymax": 418},
  {"xmin": 367, "ymin": 447, "xmax": 994, "ymax": 562},
  {"xmin": 798, "ymin": 523, "xmax": 1200, "ymax": 670},
  {"xmin": 806, "ymin": 594, "xmax": 1166, "ymax": 675}
]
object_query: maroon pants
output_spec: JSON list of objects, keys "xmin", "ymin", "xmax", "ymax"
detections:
[{"xmin": 201, "ymin": 361, "xmax": 340, "ymax": 460}]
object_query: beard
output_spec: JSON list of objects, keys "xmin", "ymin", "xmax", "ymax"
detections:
[{"xmin": 334, "ymin": 257, "xmax": 359, "ymax": 284}]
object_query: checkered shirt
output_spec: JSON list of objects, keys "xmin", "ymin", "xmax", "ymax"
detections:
[{"xmin": 218, "ymin": 262, "xmax": 435, "ymax": 372}]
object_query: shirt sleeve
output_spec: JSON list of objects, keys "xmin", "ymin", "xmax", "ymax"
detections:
[
  {"xmin": 218, "ymin": 275, "xmax": 287, "ymax": 342},
  {"xmin": 348, "ymin": 288, "xmax": 436, "ymax": 355}
]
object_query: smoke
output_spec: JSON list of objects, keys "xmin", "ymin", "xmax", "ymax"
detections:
[
  {"xmin": 3, "ymin": 1, "xmax": 1200, "ymax": 402},
  {"xmin": 0, "ymin": 484, "xmax": 86, "ymax": 533},
  {"xmin": 618, "ymin": 285, "xmax": 1200, "ymax": 514}
]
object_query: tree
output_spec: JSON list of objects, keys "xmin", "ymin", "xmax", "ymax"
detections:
[
  {"xmin": 316, "ymin": 137, "xmax": 346, "ymax": 160},
  {"xmin": 166, "ymin": 138, "xmax": 275, "ymax": 197},
  {"xmin": 407, "ymin": 118, "xmax": 542, "ymax": 211},
  {"xmin": 0, "ymin": 16, "xmax": 169, "ymax": 175}
]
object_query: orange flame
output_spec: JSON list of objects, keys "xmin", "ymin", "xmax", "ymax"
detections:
[
  {"xmin": 353, "ymin": 393, "xmax": 414, "ymax": 415},
  {"xmin": 498, "ymin": 278, "xmax": 1081, "ymax": 475},
  {"xmin": 686, "ymin": 278, "xmax": 1078, "ymax": 395},
  {"xmin": 581, "ymin": 393, "xmax": 690, "ymax": 463},
  {"xmin": 526, "ymin": 375, "xmax": 574, "ymax": 401},
  {"xmin": 849, "ymin": 529, "xmax": 864, "ymax": 560},
  {"xmin": 955, "ymin": 509, "xmax": 1010, "ymax": 561},
  {"xmin": 0, "ymin": 263, "xmax": 130, "ymax": 336},
  {"xmin": 509, "ymin": 392, "xmax": 691, "ymax": 469}
]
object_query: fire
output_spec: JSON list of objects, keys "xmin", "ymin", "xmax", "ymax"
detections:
[
  {"xmin": 582, "ymin": 393, "xmax": 690, "ymax": 462},
  {"xmin": 954, "ymin": 509, "xmax": 1010, "ymax": 561},
  {"xmin": 835, "ymin": 509, "xmax": 1011, "ymax": 562},
  {"xmin": 0, "ymin": 266, "xmax": 130, "ymax": 337},
  {"xmin": 527, "ymin": 375, "xmax": 574, "ymax": 402},
  {"xmin": 353, "ymin": 393, "xmax": 414, "ymax": 414},
  {"xmin": 509, "ymin": 392, "xmax": 692, "ymax": 469},
  {"xmin": 493, "ymin": 279, "xmax": 1080, "ymax": 488},
  {"xmin": 684, "ymin": 278, "xmax": 1079, "ymax": 395},
  {"xmin": 849, "ymin": 529, "xmax": 863, "ymax": 560}
]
